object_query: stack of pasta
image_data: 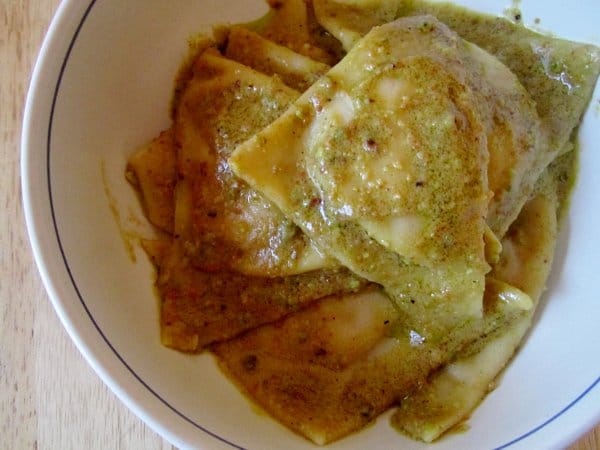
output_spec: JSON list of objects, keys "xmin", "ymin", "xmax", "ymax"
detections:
[{"xmin": 126, "ymin": 0, "xmax": 600, "ymax": 444}]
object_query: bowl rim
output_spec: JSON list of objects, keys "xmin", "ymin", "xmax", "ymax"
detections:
[{"xmin": 20, "ymin": 1, "xmax": 600, "ymax": 449}]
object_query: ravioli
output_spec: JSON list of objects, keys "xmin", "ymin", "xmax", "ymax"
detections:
[
  {"xmin": 126, "ymin": 129, "xmax": 177, "ymax": 233},
  {"xmin": 213, "ymin": 237, "xmax": 539, "ymax": 445},
  {"xmin": 393, "ymin": 166, "xmax": 561, "ymax": 441},
  {"xmin": 127, "ymin": 0, "xmax": 599, "ymax": 444},
  {"xmin": 225, "ymin": 26, "xmax": 331, "ymax": 91},
  {"xmin": 313, "ymin": 0, "xmax": 401, "ymax": 50},
  {"xmin": 252, "ymin": 0, "xmax": 344, "ymax": 65},
  {"xmin": 313, "ymin": 0, "xmax": 600, "ymax": 235},
  {"xmin": 213, "ymin": 150, "xmax": 567, "ymax": 445},
  {"xmin": 230, "ymin": 16, "xmax": 528, "ymax": 340},
  {"xmin": 143, "ymin": 238, "xmax": 364, "ymax": 351},
  {"xmin": 173, "ymin": 48, "xmax": 326, "ymax": 276},
  {"xmin": 129, "ymin": 37, "xmax": 370, "ymax": 351}
]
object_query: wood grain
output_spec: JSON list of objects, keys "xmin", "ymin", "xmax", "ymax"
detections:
[
  {"xmin": 1, "ymin": 0, "xmax": 174, "ymax": 448},
  {"xmin": 0, "ymin": 0, "xmax": 598, "ymax": 449}
]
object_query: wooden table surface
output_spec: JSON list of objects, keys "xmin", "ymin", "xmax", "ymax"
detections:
[{"xmin": 1, "ymin": 0, "xmax": 598, "ymax": 449}]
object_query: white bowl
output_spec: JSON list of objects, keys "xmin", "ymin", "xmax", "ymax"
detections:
[{"xmin": 22, "ymin": 1, "xmax": 600, "ymax": 449}]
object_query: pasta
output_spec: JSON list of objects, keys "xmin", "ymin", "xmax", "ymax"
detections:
[{"xmin": 127, "ymin": 0, "xmax": 599, "ymax": 444}]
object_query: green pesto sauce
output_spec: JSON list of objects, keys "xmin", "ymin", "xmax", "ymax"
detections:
[
  {"xmin": 267, "ymin": 1, "xmax": 597, "ymax": 339},
  {"xmin": 395, "ymin": 0, "xmax": 600, "ymax": 152},
  {"xmin": 195, "ymin": 75, "xmax": 305, "ymax": 271},
  {"xmin": 536, "ymin": 139, "xmax": 579, "ymax": 222},
  {"xmin": 186, "ymin": 0, "xmax": 597, "ymax": 338}
]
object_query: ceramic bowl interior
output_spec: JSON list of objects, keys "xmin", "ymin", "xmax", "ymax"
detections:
[{"xmin": 22, "ymin": 1, "xmax": 600, "ymax": 449}]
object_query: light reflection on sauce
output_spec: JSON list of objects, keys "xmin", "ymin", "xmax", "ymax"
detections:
[{"xmin": 532, "ymin": 43, "xmax": 576, "ymax": 93}]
